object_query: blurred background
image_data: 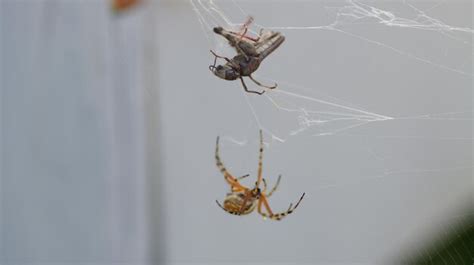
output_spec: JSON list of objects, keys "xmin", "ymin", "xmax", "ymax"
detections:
[{"xmin": 1, "ymin": 0, "xmax": 472, "ymax": 264}]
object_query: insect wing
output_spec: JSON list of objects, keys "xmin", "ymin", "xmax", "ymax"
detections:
[{"xmin": 255, "ymin": 31, "xmax": 285, "ymax": 59}]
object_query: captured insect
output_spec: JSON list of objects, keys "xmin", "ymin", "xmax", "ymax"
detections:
[
  {"xmin": 215, "ymin": 130, "xmax": 305, "ymax": 220},
  {"xmin": 209, "ymin": 17, "xmax": 286, "ymax": 95}
]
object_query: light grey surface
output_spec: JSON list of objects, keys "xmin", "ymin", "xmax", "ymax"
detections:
[
  {"xmin": 157, "ymin": 1, "xmax": 472, "ymax": 264},
  {"xmin": 1, "ymin": 1, "xmax": 151, "ymax": 263},
  {"xmin": 1, "ymin": 0, "xmax": 472, "ymax": 264}
]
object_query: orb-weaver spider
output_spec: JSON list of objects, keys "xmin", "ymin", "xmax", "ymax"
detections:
[{"xmin": 215, "ymin": 130, "xmax": 305, "ymax": 221}]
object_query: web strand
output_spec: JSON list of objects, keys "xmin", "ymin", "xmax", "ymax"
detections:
[{"xmin": 189, "ymin": 0, "xmax": 473, "ymax": 194}]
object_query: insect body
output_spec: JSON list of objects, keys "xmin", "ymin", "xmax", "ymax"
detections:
[
  {"xmin": 209, "ymin": 18, "xmax": 285, "ymax": 95},
  {"xmin": 215, "ymin": 130, "xmax": 305, "ymax": 221},
  {"xmin": 209, "ymin": 53, "xmax": 261, "ymax": 82}
]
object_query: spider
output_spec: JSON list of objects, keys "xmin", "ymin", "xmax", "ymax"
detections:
[
  {"xmin": 215, "ymin": 130, "xmax": 305, "ymax": 221},
  {"xmin": 209, "ymin": 17, "xmax": 285, "ymax": 95}
]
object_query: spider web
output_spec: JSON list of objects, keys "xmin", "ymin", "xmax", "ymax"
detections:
[
  {"xmin": 191, "ymin": 0, "xmax": 472, "ymax": 140},
  {"xmin": 189, "ymin": 0, "xmax": 472, "ymax": 263}
]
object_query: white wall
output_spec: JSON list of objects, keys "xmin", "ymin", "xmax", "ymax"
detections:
[{"xmin": 1, "ymin": 1, "xmax": 154, "ymax": 263}]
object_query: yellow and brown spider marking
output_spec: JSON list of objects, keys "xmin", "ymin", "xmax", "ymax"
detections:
[
  {"xmin": 216, "ymin": 191, "xmax": 258, "ymax": 216},
  {"xmin": 215, "ymin": 130, "xmax": 305, "ymax": 221}
]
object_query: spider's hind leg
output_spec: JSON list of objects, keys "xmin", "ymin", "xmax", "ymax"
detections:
[
  {"xmin": 230, "ymin": 175, "xmax": 249, "ymax": 192},
  {"xmin": 237, "ymin": 174, "xmax": 250, "ymax": 181},
  {"xmin": 258, "ymin": 193, "xmax": 305, "ymax": 221}
]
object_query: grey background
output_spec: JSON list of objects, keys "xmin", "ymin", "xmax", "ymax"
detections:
[{"xmin": 1, "ymin": 0, "xmax": 472, "ymax": 264}]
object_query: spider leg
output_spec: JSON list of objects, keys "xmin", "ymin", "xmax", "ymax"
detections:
[
  {"xmin": 262, "ymin": 178, "xmax": 268, "ymax": 192},
  {"xmin": 262, "ymin": 175, "xmax": 281, "ymax": 198},
  {"xmin": 215, "ymin": 136, "xmax": 246, "ymax": 190},
  {"xmin": 230, "ymin": 175, "xmax": 249, "ymax": 192},
  {"xmin": 237, "ymin": 174, "xmax": 250, "ymax": 181},
  {"xmin": 258, "ymin": 194, "xmax": 273, "ymax": 216},
  {"xmin": 258, "ymin": 193, "xmax": 305, "ymax": 221},
  {"xmin": 249, "ymin": 74, "xmax": 277, "ymax": 89},
  {"xmin": 231, "ymin": 186, "xmax": 246, "ymax": 193},
  {"xmin": 239, "ymin": 77, "xmax": 265, "ymax": 95},
  {"xmin": 257, "ymin": 196, "xmax": 265, "ymax": 216}
]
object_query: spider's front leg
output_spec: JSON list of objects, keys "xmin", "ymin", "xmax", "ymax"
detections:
[
  {"xmin": 229, "ymin": 174, "xmax": 250, "ymax": 192},
  {"xmin": 215, "ymin": 136, "xmax": 246, "ymax": 191},
  {"xmin": 237, "ymin": 174, "xmax": 250, "ymax": 181},
  {"xmin": 262, "ymin": 175, "xmax": 281, "ymax": 198}
]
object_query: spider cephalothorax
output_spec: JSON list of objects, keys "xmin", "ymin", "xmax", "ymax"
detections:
[{"xmin": 215, "ymin": 130, "xmax": 305, "ymax": 221}]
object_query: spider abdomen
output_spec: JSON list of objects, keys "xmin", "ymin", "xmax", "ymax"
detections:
[{"xmin": 223, "ymin": 192, "xmax": 258, "ymax": 215}]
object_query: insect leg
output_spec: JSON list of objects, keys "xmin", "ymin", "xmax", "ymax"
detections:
[
  {"xmin": 239, "ymin": 16, "xmax": 254, "ymax": 36},
  {"xmin": 210, "ymin": 50, "xmax": 233, "ymax": 64},
  {"xmin": 249, "ymin": 74, "xmax": 277, "ymax": 89},
  {"xmin": 239, "ymin": 77, "xmax": 264, "ymax": 95}
]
